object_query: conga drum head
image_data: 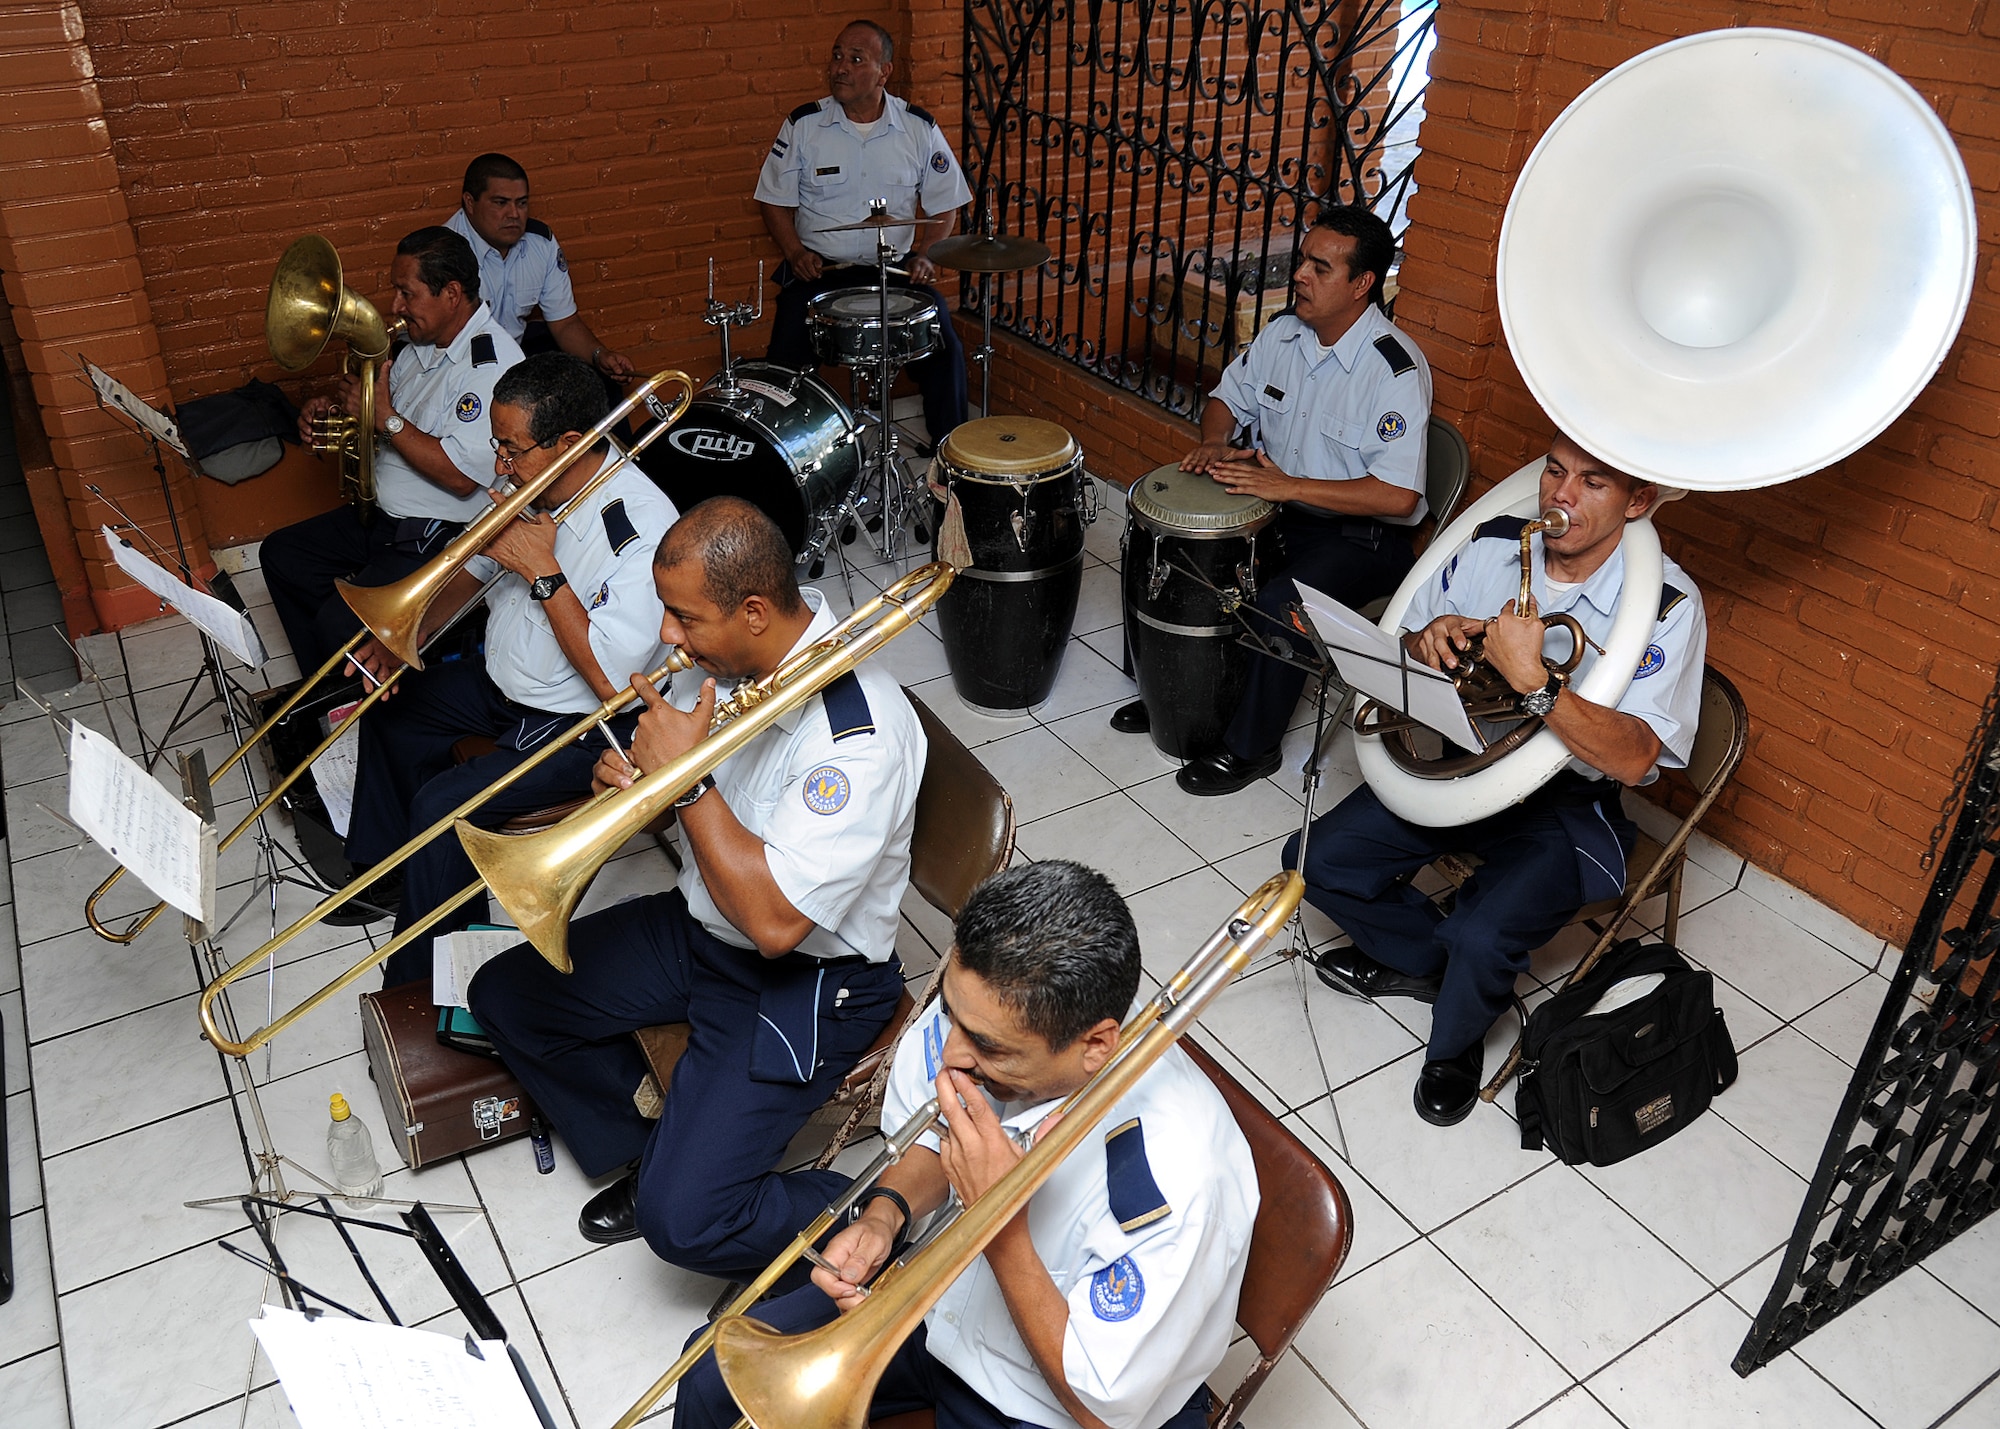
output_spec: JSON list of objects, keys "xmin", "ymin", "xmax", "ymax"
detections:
[
  {"xmin": 938, "ymin": 416, "xmax": 1081, "ymax": 482},
  {"xmin": 1128, "ymin": 462, "xmax": 1276, "ymax": 537}
]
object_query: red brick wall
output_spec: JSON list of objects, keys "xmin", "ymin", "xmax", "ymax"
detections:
[{"xmin": 1390, "ymin": 0, "xmax": 2000, "ymax": 943}]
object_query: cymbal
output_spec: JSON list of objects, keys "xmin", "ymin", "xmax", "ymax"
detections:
[
  {"xmin": 821, "ymin": 212, "xmax": 926, "ymax": 233},
  {"xmin": 928, "ymin": 233, "xmax": 1052, "ymax": 273}
]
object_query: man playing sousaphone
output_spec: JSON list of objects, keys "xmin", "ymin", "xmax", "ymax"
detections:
[{"xmin": 1290, "ymin": 433, "xmax": 1707, "ymax": 1126}]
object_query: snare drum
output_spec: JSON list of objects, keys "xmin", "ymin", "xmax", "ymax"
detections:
[
  {"xmin": 1121, "ymin": 463, "xmax": 1277, "ymax": 759},
  {"xmin": 934, "ymin": 416, "xmax": 1088, "ymax": 714},
  {"xmin": 807, "ymin": 287, "xmax": 944, "ymax": 369},
  {"xmin": 640, "ymin": 361, "xmax": 860, "ymax": 555}
]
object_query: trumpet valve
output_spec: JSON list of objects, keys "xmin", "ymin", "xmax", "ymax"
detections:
[{"xmin": 309, "ymin": 411, "xmax": 355, "ymax": 454}]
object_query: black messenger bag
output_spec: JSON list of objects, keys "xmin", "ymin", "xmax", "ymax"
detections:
[{"xmin": 1516, "ymin": 938, "xmax": 1738, "ymax": 1167}]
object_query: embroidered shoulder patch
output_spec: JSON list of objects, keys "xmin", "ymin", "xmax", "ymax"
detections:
[
  {"xmin": 802, "ymin": 765, "xmax": 851, "ymax": 815},
  {"xmin": 455, "ymin": 392, "xmax": 482, "ymax": 422},
  {"xmin": 588, "ymin": 580, "xmax": 609, "ymax": 611},
  {"xmin": 1377, "ymin": 411, "xmax": 1407, "ymax": 442},
  {"xmin": 1634, "ymin": 644, "xmax": 1665, "ymax": 679},
  {"xmin": 1090, "ymin": 1256, "xmax": 1146, "ymax": 1321},
  {"xmin": 555, "ymin": 247, "xmax": 568, "ymax": 273},
  {"xmin": 922, "ymin": 1016, "xmax": 946, "ymax": 1081},
  {"xmin": 931, "ymin": 150, "xmax": 950, "ymax": 173}
]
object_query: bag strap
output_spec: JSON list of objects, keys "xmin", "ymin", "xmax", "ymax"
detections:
[
  {"xmin": 1516, "ymin": 1071, "xmax": 1547, "ymax": 1152},
  {"xmin": 1708, "ymin": 1009, "xmax": 1739, "ymax": 1093}
]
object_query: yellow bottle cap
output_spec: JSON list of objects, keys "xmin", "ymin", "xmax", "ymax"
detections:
[{"xmin": 329, "ymin": 1093, "xmax": 351, "ymax": 1121}]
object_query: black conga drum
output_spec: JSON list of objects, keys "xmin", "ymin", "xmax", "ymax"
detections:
[
  {"xmin": 934, "ymin": 416, "xmax": 1088, "ymax": 714},
  {"xmin": 1122, "ymin": 463, "xmax": 1277, "ymax": 759}
]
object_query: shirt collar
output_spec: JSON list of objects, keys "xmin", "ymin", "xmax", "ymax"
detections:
[
  {"xmin": 821, "ymin": 94, "xmax": 903, "ymax": 135},
  {"xmin": 407, "ymin": 302, "xmax": 495, "ymax": 373},
  {"xmin": 448, "ymin": 208, "xmax": 503, "ymax": 265},
  {"xmin": 755, "ymin": 587, "xmax": 836, "ymax": 734},
  {"xmin": 1274, "ymin": 307, "xmax": 1379, "ymax": 374},
  {"xmin": 1533, "ymin": 536, "xmax": 1627, "ymax": 619}
]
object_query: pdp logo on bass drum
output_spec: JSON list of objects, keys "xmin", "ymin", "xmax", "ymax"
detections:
[{"xmin": 668, "ymin": 428, "xmax": 757, "ymax": 462}]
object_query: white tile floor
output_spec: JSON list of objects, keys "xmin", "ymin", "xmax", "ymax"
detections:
[{"xmin": 1, "ymin": 478, "xmax": 1996, "ymax": 1429}]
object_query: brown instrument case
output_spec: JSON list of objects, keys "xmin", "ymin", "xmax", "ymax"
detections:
[{"xmin": 360, "ymin": 980, "xmax": 538, "ymax": 1168}]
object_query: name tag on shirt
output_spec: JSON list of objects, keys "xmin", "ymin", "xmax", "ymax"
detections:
[{"xmin": 816, "ymin": 166, "xmax": 841, "ymax": 177}]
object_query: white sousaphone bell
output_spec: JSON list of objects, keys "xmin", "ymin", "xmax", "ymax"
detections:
[{"xmin": 1356, "ymin": 27, "xmax": 1977, "ymax": 827}]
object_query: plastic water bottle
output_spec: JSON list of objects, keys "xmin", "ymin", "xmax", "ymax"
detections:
[{"xmin": 326, "ymin": 1093, "xmax": 383, "ymax": 1205}]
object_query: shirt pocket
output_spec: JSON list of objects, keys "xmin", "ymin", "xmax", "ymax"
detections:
[
  {"xmin": 801, "ymin": 163, "xmax": 850, "ymax": 201},
  {"xmin": 1319, "ymin": 411, "xmax": 1368, "ymax": 479}
]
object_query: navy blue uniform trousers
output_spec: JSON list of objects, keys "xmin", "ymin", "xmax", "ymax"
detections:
[
  {"xmin": 347, "ymin": 659, "xmax": 622, "ymax": 988},
  {"xmin": 261, "ymin": 507, "xmax": 460, "ymax": 677},
  {"xmin": 675, "ymin": 1285, "xmax": 1215, "ymax": 1429},
  {"xmin": 768, "ymin": 264, "xmax": 968, "ymax": 446},
  {"xmin": 1286, "ymin": 776, "xmax": 1635, "ymax": 1060},
  {"xmin": 1223, "ymin": 511, "xmax": 1414, "ymax": 761},
  {"xmin": 467, "ymin": 890, "xmax": 904, "ymax": 1278}
]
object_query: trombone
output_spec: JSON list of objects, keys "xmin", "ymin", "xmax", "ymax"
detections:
[
  {"xmin": 609, "ymin": 870, "xmax": 1307, "ymax": 1429},
  {"xmin": 84, "ymin": 368, "xmax": 697, "ymax": 945},
  {"xmin": 195, "ymin": 563, "xmax": 957, "ymax": 1058}
]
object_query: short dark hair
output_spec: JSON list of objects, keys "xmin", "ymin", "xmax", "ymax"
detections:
[
  {"xmin": 463, "ymin": 153, "xmax": 529, "ymax": 200},
  {"xmin": 842, "ymin": 18, "xmax": 894, "ymax": 66},
  {"xmin": 395, "ymin": 226, "xmax": 480, "ymax": 302},
  {"xmin": 654, "ymin": 497, "xmax": 804, "ymax": 616},
  {"xmin": 952, "ymin": 862, "xmax": 1140, "ymax": 1050},
  {"xmin": 493, "ymin": 353, "xmax": 608, "ymax": 447},
  {"xmin": 1312, "ymin": 205, "xmax": 1396, "ymax": 309}
]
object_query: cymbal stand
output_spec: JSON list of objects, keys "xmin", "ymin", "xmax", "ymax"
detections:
[
  {"xmin": 852, "ymin": 221, "xmax": 928, "ymax": 563},
  {"xmin": 703, "ymin": 256, "xmax": 762, "ymax": 402},
  {"xmin": 971, "ymin": 206, "xmax": 1001, "ymax": 418}
]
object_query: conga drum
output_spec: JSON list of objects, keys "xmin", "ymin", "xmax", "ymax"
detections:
[
  {"xmin": 933, "ymin": 417, "xmax": 1088, "ymax": 714},
  {"xmin": 1122, "ymin": 464, "xmax": 1277, "ymax": 759}
]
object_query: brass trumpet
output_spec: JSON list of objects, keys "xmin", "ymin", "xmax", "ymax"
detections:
[
  {"xmin": 266, "ymin": 234, "xmax": 400, "ymax": 507},
  {"xmin": 195, "ymin": 563, "xmax": 956, "ymax": 1058},
  {"xmin": 86, "ymin": 369, "xmax": 696, "ymax": 945},
  {"xmin": 611, "ymin": 870, "xmax": 1306, "ymax": 1429},
  {"xmin": 1354, "ymin": 508, "xmax": 1604, "ymax": 777}
]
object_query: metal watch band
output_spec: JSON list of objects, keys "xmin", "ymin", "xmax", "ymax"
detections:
[{"xmin": 672, "ymin": 774, "xmax": 715, "ymax": 810}]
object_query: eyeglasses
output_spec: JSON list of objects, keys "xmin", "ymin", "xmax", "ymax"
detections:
[{"xmin": 490, "ymin": 434, "xmax": 559, "ymax": 470}]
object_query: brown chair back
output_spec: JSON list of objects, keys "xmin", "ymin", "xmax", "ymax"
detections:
[
  {"xmin": 1182, "ymin": 1038, "xmax": 1352, "ymax": 1428},
  {"xmin": 905, "ymin": 688, "xmax": 1016, "ymax": 919}
]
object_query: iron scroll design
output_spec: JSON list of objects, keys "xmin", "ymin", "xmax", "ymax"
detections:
[
  {"xmin": 1735, "ymin": 669, "xmax": 2000, "ymax": 1374},
  {"xmin": 962, "ymin": 0, "xmax": 1437, "ymax": 418}
]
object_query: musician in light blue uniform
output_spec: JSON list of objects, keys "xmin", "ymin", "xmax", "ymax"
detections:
[
  {"xmin": 1292, "ymin": 433, "xmax": 1706, "ymax": 1125},
  {"xmin": 341, "ymin": 354, "xmax": 678, "ymax": 979}
]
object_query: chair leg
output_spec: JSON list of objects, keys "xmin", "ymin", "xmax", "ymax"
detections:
[{"xmin": 1663, "ymin": 861, "xmax": 1686, "ymax": 947}]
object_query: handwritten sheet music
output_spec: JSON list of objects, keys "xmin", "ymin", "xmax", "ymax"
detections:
[
  {"xmin": 251, "ymin": 1307, "xmax": 546, "ymax": 1429},
  {"xmin": 67, "ymin": 723, "xmax": 216, "ymax": 926},
  {"xmin": 1295, "ymin": 582, "xmax": 1484, "ymax": 751},
  {"xmin": 104, "ymin": 526, "xmax": 267, "ymax": 669},
  {"xmin": 433, "ymin": 926, "xmax": 525, "ymax": 1009},
  {"xmin": 314, "ymin": 699, "xmax": 363, "ymax": 837}
]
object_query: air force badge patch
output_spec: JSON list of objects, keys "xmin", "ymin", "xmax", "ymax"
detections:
[
  {"xmin": 931, "ymin": 150, "xmax": 950, "ymax": 174},
  {"xmin": 1377, "ymin": 411, "xmax": 1407, "ymax": 442},
  {"xmin": 1634, "ymin": 644, "xmax": 1666, "ymax": 679},
  {"xmin": 456, "ymin": 393, "xmax": 482, "ymax": 423},
  {"xmin": 1090, "ymin": 1256, "xmax": 1145, "ymax": 1321},
  {"xmin": 802, "ymin": 765, "xmax": 851, "ymax": 815}
]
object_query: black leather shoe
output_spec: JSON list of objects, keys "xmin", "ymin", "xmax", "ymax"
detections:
[
  {"xmin": 1175, "ymin": 746, "xmax": 1282, "ymax": 797},
  {"xmin": 1313, "ymin": 943, "xmax": 1443, "ymax": 1003},
  {"xmin": 579, "ymin": 1169, "xmax": 643, "ymax": 1244},
  {"xmin": 1414, "ymin": 1046, "xmax": 1484, "ymax": 1127},
  {"xmin": 1109, "ymin": 699, "xmax": 1151, "ymax": 734}
]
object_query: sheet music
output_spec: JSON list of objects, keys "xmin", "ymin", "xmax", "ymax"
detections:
[
  {"xmin": 103, "ymin": 526, "xmax": 267, "ymax": 668},
  {"xmin": 251, "ymin": 1306, "xmax": 545, "ymax": 1429},
  {"xmin": 433, "ymin": 925, "xmax": 525, "ymax": 1008},
  {"xmin": 67, "ymin": 723, "xmax": 216, "ymax": 925},
  {"xmin": 314, "ymin": 699, "xmax": 362, "ymax": 837},
  {"xmin": 80, "ymin": 357, "xmax": 190, "ymax": 458},
  {"xmin": 1295, "ymin": 582, "xmax": 1484, "ymax": 751}
]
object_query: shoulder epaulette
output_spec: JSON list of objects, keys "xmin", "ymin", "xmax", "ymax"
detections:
[
  {"xmin": 790, "ymin": 100, "xmax": 823, "ymax": 123},
  {"xmin": 904, "ymin": 101, "xmax": 937, "ymax": 126},
  {"xmin": 1659, "ymin": 582, "xmax": 1688, "ymax": 620},
  {"xmin": 822, "ymin": 671, "xmax": 875, "ymax": 742},
  {"xmin": 469, "ymin": 333, "xmax": 497, "ymax": 367},
  {"xmin": 1473, "ymin": 515, "xmax": 1530, "ymax": 542},
  {"xmin": 601, "ymin": 497, "xmax": 640, "ymax": 556},
  {"xmin": 1105, "ymin": 1118, "xmax": 1170, "ymax": 1232},
  {"xmin": 525, "ymin": 217, "xmax": 554, "ymax": 240},
  {"xmin": 1372, "ymin": 332, "xmax": 1417, "ymax": 377}
]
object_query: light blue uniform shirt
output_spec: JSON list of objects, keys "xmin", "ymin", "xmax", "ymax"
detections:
[
  {"xmin": 372, "ymin": 302, "xmax": 523, "ymax": 524},
  {"xmin": 1403, "ymin": 521, "xmax": 1708, "ymax": 781},
  {"xmin": 445, "ymin": 208, "xmax": 579, "ymax": 341},
  {"xmin": 1210, "ymin": 305, "xmax": 1434, "ymax": 526},
  {"xmin": 755, "ymin": 94, "xmax": 973, "ymax": 267}
]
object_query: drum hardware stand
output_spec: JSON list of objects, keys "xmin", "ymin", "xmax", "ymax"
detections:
[
  {"xmin": 702, "ymin": 257, "xmax": 763, "ymax": 402},
  {"xmin": 852, "ymin": 205, "xmax": 930, "ymax": 563}
]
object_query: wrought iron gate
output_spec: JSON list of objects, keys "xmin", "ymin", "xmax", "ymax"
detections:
[
  {"xmin": 1736, "ymin": 673, "xmax": 2000, "ymax": 1376},
  {"xmin": 962, "ymin": 0, "xmax": 1436, "ymax": 418}
]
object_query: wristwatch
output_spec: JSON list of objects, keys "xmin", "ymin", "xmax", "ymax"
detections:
[
  {"xmin": 528, "ymin": 572, "xmax": 569, "ymax": 602},
  {"xmin": 673, "ymin": 774, "xmax": 716, "ymax": 810},
  {"xmin": 382, "ymin": 414, "xmax": 405, "ymax": 436},
  {"xmin": 1518, "ymin": 673, "xmax": 1564, "ymax": 718}
]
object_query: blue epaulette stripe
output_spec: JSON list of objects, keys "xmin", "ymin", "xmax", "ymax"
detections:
[
  {"xmin": 1105, "ymin": 1117, "xmax": 1171, "ymax": 1232},
  {"xmin": 822, "ymin": 670, "xmax": 875, "ymax": 742},
  {"xmin": 1473, "ymin": 515, "xmax": 1530, "ymax": 542}
]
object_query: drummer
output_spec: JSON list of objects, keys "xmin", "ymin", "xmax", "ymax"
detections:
[
  {"xmin": 1113, "ymin": 207, "xmax": 1434, "ymax": 797},
  {"xmin": 756, "ymin": 18, "xmax": 971, "ymax": 448}
]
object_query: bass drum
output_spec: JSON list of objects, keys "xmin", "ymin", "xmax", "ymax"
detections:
[
  {"xmin": 934, "ymin": 416, "xmax": 1087, "ymax": 714},
  {"xmin": 640, "ymin": 361, "xmax": 860, "ymax": 554},
  {"xmin": 1121, "ymin": 464, "xmax": 1275, "ymax": 760}
]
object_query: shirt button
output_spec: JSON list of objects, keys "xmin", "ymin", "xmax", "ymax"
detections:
[{"xmin": 944, "ymin": 1312, "xmax": 958, "ymax": 1325}]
